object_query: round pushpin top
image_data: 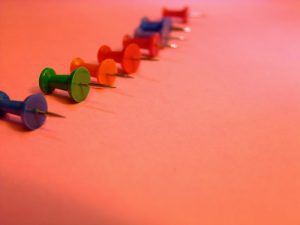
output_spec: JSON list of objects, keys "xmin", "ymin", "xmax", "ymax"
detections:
[
  {"xmin": 39, "ymin": 67, "xmax": 90, "ymax": 103},
  {"xmin": 0, "ymin": 91, "xmax": 10, "ymax": 118},
  {"xmin": 97, "ymin": 43, "xmax": 141, "ymax": 74},
  {"xmin": 163, "ymin": 6, "xmax": 189, "ymax": 24},
  {"xmin": 0, "ymin": 91, "xmax": 47, "ymax": 130},
  {"xmin": 98, "ymin": 59, "xmax": 118, "ymax": 85},
  {"xmin": 123, "ymin": 34, "xmax": 160, "ymax": 58},
  {"xmin": 22, "ymin": 94, "xmax": 48, "ymax": 130}
]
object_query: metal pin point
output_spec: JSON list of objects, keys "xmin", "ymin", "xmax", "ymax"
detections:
[
  {"xmin": 190, "ymin": 11, "xmax": 204, "ymax": 17},
  {"xmin": 107, "ymin": 73, "xmax": 134, "ymax": 79},
  {"xmin": 129, "ymin": 56, "xmax": 160, "ymax": 61},
  {"xmin": 34, "ymin": 109, "xmax": 65, "ymax": 118},
  {"xmin": 139, "ymin": 56, "xmax": 160, "ymax": 61},
  {"xmin": 159, "ymin": 43, "xmax": 178, "ymax": 49},
  {"xmin": 168, "ymin": 36, "xmax": 185, "ymax": 41},
  {"xmin": 81, "ymin": 83, "xmax": 116, "ymax": 89},
  {"xmin": 172, "ymin": 26, "xmax": 192, "ymax": 33}
]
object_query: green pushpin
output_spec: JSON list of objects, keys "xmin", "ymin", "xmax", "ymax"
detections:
[{"xmin": 39, "ymin": 67, "xmax": 115, "ymax": 103}]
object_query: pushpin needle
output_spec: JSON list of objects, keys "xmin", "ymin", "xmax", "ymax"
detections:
[
  {"xmin": 80, "ymin": 82, "xmax": 116, "ymax": 89},
  {"xmin": 107, "ymin": 73, "xmax": 134, "ymax": 79},
  {"xmin": 129, "ymin": 57, "xmax": 160, "ymax": 61},
  {"xmin": 33, "ymin": 109, "xmax": 65, "ymax": 118},
  {"xmin": 139, "ymin": 56, "xmax": 160, "ymax": 61},
  {"xmin": 159, "ymin": 43, "xmax": 178, "ymax": 49},
  {"xmin": 172, "ymin": 26, "xmax": 192, "ymax": 33},
  {"xmin": 168, "ymin": 36, "xmax": 185, "ymax": 41}
]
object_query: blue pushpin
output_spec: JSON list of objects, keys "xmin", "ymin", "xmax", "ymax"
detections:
[
  {"xmin": 141, "ymin": 17, "xmax": 191, "ymax": 33},
  {"xmin": 140, "ymin": 17, "xmax": 172, "ymax": 34},
  {"xmin": 139, "ymin": 17, "xmax": 174, "ymax": 43},
  {"xmin": 0, "ymin": 91, "xmax": 64, "ymax": 130},
  {"xmin": 135, "ymin": 17, "xmax": 186, "ymax": 46}
]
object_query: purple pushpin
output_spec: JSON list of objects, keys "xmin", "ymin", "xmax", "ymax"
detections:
[{"xmin": 0, "ymin": 91, "xmax": 64, "ymax": 130}]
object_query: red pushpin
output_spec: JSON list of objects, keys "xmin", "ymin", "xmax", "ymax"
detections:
[
  {"xmin": 163, "ymin": 6, "xmax": 201, "ymax": 24},
  {"xmin": 122, "ymin": 34, "xmax": 160, "ymax": 59},
  {"xmin": 97, "ymin": 43, "xmax": 141, "ymax": 74}
]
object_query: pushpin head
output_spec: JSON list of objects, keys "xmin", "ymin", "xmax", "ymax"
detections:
[
  {"xmin": 70, "ymin": 57, "xmax": 85, "ymax": 73},
  {"xmin": 22, "ymin": 94, "xmax": 47, "ymax": 130},
  {"xmin": 98, "ymin": 59, "xmax": 117, "ymax": 86},
  {"xmin": 69, "ymin": 67, "xmax": 90, "ymax": 102},
  {"xmin": 97, "ymin": 45, "xmax": 112, "ymax": 64},
  {"xmin": 0, "ymin": 91, "xmax": 10, "ymax": 118},
  {"xmin": 39, "ymin": 68, "xmax": 56, "ymax": 94},
  {"xmin": 122, "ymin": 43, "xmax": 141, "ymax": 74},
  {"xmin": 160, "ymin": 17, "xmax": 172, "ymax": 40}
]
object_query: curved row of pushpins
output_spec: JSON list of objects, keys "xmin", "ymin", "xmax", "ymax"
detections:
[{"xmin": 1, "ymin": 6, "xmax": 200, "ymax": 130}]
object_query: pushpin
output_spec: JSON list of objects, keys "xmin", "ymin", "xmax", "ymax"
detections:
[
  {"xmin": 140, "ymin": 17, "xmax": 191, "ymax": 33},
  {"xmin": 97, "ymin": 43, "xmax": 141, "ymax": 74},
  {"xmin": 70, "ymin": 58, "xmax": 132, "ymax": 85},
  {"xmin": 134, "ymin": 28, "xmax": 178, "ymax": 49},
  {"xmin": 163, "ymin": 6, "xmax": 200, "ymax": 24},
  {"xmin": 39, "ymin": 67, "xmax": 114, "ymax": 103},
  {"xmin": 0, "ymin": 91, "xmax": 64, "ymax": 130},
  {"xmin": 122, "ymin": 34, "xmax": 161, "ymax": 59}
]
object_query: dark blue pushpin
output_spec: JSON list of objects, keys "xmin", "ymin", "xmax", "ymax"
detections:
[
  {"xmin": 141, "ymin": 17, "xmax": 191, "ymax": 33},
  {"xmin": 0, "ymin": 91, "xmax": 64, "ymax": 130},
  {"xmin": 138, "ymin": 17, "xmax": 173, "ymax": 44},
  {"xmin": 135, "ymin": 17, "xmax": 186, "ymax": 48},
  {"xmin": 140, "ymin": 17, "xmax": 172, "ymax": 34}
]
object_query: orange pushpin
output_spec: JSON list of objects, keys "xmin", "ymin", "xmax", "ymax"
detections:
[
  {"xmin": 70, "ymin": 58, "xmax": 133, "ymax": 87},
  {"xmin": 97, "ymin": 43, "xmax": 141, "ymax": 74},
  {"xmin": 123, "ymin": 34, "xmax": 160, "ymax": 59}
]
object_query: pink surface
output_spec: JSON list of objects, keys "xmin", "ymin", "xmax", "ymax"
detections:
[{"xmin": 1, "ymin": 0, "xmax": 300, "ymax": 225}]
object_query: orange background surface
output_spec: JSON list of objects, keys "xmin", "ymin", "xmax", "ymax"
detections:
[{"xmin": 1, "ymin": 0, "xmax": 300, "ymax": 225}]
